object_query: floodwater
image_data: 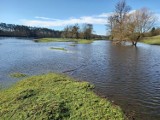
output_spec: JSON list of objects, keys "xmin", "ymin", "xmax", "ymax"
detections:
[{"xmin": 0, "ymin": 37, "xmax": 160, "ymax": 120}]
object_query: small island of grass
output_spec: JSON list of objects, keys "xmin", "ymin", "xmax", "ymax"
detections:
[
  {"xmin": 0, "ymin": 73, "xmax": 126, "ymax": 120},
  {"xmin": 69, "ymin": 44, "xmax": 77, "ymax": 46},
  {"xmin": 50, "ymin": 47, "xmax": 67, "ymax": 51},
  {"xmin": 34, "ymin": 38, "xmax": 93, "ymax": 44},
  {"xmin": 76, "ymin": 39, "xmax": 93, "ymax": 44}
]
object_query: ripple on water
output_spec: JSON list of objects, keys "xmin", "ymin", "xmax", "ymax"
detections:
[{"xmin": 0, "ymin": 38, "xmax": 160, "ymax": 120}]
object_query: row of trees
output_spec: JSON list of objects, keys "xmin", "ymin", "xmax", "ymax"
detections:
[
  {"xmin": 107, "ymin": 0, "xmax": 156, "ymax": 46},
  {"xmin": 0, "ymin": 23, "xmax": 105, "ymax": 40},
  {"xmin": 61, "ymin": 24, "xmax": 94, "ymax": 39},
  {"xmin": 0, "ymin": 23, "xmax": 62, "ymax": 38},
  {"xmin": 145, "ymin": 27, "xmax": 160, "ymax": 37}
]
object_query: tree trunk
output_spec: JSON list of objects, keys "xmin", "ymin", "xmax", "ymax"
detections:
[
  {"xmin": 132, "ymin": 41, "xmax": 137, "ymax": 46},
  {"xmin": 132, "ymin": 35, "xmax": 140, "ymax": 46},
  {"xmin": 134, "ymin": 41, "xmax": 137, "ymax": 46}
]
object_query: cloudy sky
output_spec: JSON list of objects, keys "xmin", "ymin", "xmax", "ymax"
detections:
[{"xmin": 0, "ymin": 0, "xmax": 160, "ymax": 35}]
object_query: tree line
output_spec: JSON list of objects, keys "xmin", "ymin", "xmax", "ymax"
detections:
[
  {"xmin": 0, "ymin": 23, "xmax": 105, "ymax": 39},
  {"xmin": 145, "ymin": 27, "xmax": 160, "ymax": 37},
  {"xmin": 107, "ymin": 0, "xmax": 160, "ymax": 46},
  {"xmin": 0, "ymin": 23, "xmax": 62, "ymax": 38}
]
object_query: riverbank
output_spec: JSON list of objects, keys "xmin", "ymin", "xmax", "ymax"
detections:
[
  {"xmin": 141, "ymin": 35, "xmax": 160, "ymax": 45},
  {"xmin": 0, "ymin": 73, "xmax": 126, "ymax": 120},
  {"xmin": 34, "ymin": 38, "xmax": 93, "ymax": 44}
]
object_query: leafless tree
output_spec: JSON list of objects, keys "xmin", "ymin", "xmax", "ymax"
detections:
[
  {"xmin": 71, "ymin": 24, "xmax": 80, "ymax": 39},
  {"xmin": 83, "ymin": 24, "xmax": 93, "ymax": 40},
  {"xmin": 108, "ymin": 0, "xmax": 131, "ymax": 43},
  {"xmin": 61, "ymin": 24, "xmax": 93, "ymax": 40},
  {"xmin": 107, "ymin": 0, "xmax": 155, "ymax": 46},
  {"xmin": 126, "ymin": 8, "xmax": 156, "ymax": 46},
  {"xmin": 107, "ymin": 15, "xmax": 116, "ymax": 40}
]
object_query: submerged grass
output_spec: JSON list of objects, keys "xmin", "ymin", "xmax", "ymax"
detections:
[
  {"xmin": 69, "ymin": 44, "xmax": 77, "ymax": 46},
  {"xmin": 141, "ymin": 35, "xmax": 160, "ymax": 45},
  {"xmin": 10, "ymin": 72, "xmax": 28, "ymax": 78},
  {"xmin": 50, "ymin": 47, "xmax": 67, "ymax": 51},
  {"xmin": 34, "ymin": 38, "xmax": 93, "ymax": 44},
  {"xmin": 0, "ymin": 73, "xmax": 126, "ymax": 120}
]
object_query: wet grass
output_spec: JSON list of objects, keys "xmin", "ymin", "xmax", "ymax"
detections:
[
  {"xmin": 141, "ymin": 35, "xmax": 160, "ymax": 45},
  {"xmin": 50, "ymin": 47, "xmax": 67, "ymax": 51},
  {"xmin": 10, "ymin": 72, "xmax": 28, "ymax": 78},
  {"xmin": 34, "ymin": 38, "xmax": 93, "ymax": 44},
  {"xmin": 35, "ymin": 38, "xmax": 72, "ymax": 43},
  {"xmin": 0, "ymin": 73, "xmax": 126, "ymax": 120},
  {"xmin": 0, "ymin": 84, "xmax": 3, "ymax": 90},
  {"xmin": 69, "ymin": 44, "xmax": 77, "ymax": 46},
  {"xmin": 76, "ymin": 40, "xmax": 93, "ymax": 44}
]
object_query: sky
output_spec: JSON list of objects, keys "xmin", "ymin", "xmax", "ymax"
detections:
[{"xmin": 0, "ymin": 0, "xmax": 160, "ymax": 35}]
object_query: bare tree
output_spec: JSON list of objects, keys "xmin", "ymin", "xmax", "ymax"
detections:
[
  {"xmin": 72, "ymin": 24, "xmax": 80, "ymax": 39},
  {"xmin": 114, "ymin": 0, "xmax": 131, "ymax": 42},
  {"xmin": 108, "ymin": 0, "xmax": 131, "ymax": 43},
  {"xmin": 107, "ymin": 15, "xmax": 116, "ymax": 40},
  {"xmin": 83, "ymin": 24, "xmax": 93, "ymax": 40},
  {"xmin": 114, "ymin": 0, "xmax": 131, "ymax": 23},
  {"xmin": 126, "ymin": 8, "xmax": 155, "ymax": 46},
  {"xmin": 61, "ymin": 24, "xmax": 93, "ymax": 40},
  {"xmin": 61, "ymin": 26, "xmax": 69, "ymax": 38},
  {"xmin": 107, "ymin": 0, "xmax": 155, "ymax": 46}
]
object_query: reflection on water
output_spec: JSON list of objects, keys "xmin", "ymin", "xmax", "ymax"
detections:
[{"xmin": 0, "ymin": 37, "xmax": 160, "ymax": 120}]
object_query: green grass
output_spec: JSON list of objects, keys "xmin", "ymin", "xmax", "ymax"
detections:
[
  {"xmin": 34, "ymin": 38, "xmax": 93, "ymax": 44},
  {"xmin": 76, "ymin": 39, "xmax": 93, "ymax": 44},
  {"xmin": 69, "ymin": 44, "xmax": 77, "ymax": 46},
  {"xmin": 141, "ymin": 35, "xmax": 160, "ymax": 45},
  {"xmin": 0, "ymin": 73, "xmax": 126, "ymax": 120},
  {"xmin": 50, "ymin": 47, "xmax": 67, "ymax": 51},
  {"xmin": 10, "ymin": 72, "xmax": 28, "ymax": 78},
  {"xmin": 34, "ymin": 38, "xmax": 72, "ymax": 43},
  {"xmin": 0, "ymin": 84, "xmax": 3, "ymax": 90}
]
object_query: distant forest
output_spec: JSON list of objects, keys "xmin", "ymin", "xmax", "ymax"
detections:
[
  {"xmin": 0, "ymin": 23, "xmax": 106, "ymax": 39},
  {"xmin": 0, "ymin": 23, "xmax": 62, "ymax": 38}
]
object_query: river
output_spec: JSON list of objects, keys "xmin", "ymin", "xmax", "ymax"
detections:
[{"xmin": 0, "ymin": 37, "xmax": 160, "ymax": 120}]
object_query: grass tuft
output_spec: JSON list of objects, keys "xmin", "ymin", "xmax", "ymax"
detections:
[
  {"xmin": 0, "ymin": 73, "xmax": 126, "ymax": 120},
  {"xmin": 10, "ymin": 72, "xmax": 28, "ymax": 78}
]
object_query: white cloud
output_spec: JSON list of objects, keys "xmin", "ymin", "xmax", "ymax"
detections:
[
  {"xmin": 155, "ymin": 13, "xmax": 160, "ymax": 22},
  {"xmin": 35, "ymin": 16, "xmax": 51, "ymax": 20},
  {"xmin": 20, "ymin": 13, "xmax": 110, "ymax": 27},
  {"xmin": 129, "ymin": 10, "xmax": 136, "ymax": 14},
  {"xmin": 35, "ymin": 16, "xmax": 62, "ymax": 21},
  {"xmin": 98, "ymin": 12, "xmax": 112, "ymax": 17},
  {"xmin": 21, "ymin": 11, "xmax": 160, "ymax": 29}
]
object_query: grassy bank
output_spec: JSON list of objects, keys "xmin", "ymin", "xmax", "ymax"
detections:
[
  {"xmin": 141, "ymin": 35, "xmax": 160, "ymax": 45},
  {"xmin": 0, "ymin": 73, "xmax": 126, "ymax": 120},
  {"xmin": 34, "ymin": 38, "xmax": 93, "ymax": 44}
]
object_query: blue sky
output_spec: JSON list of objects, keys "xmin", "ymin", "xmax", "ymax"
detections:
[{"xmin": 0, "ymin": 0, "xmax": 160, "ymax": 35}]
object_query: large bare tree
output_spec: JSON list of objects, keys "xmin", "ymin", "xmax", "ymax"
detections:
[
  {"xmin": 126, "ymin": 8, "xmax": 156, "ymax": 46},
  {"xmin": 108, "ymin": 0, "xmax": 131, "ymax": 43},
  {"xmin": 107, "ymin": 0, "xmax": 155, "ymax": 46}
]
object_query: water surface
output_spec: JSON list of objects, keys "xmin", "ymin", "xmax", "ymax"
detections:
[{"xmin": 0, "ymin": 37, "xmax": 160, "ymax": 120}]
